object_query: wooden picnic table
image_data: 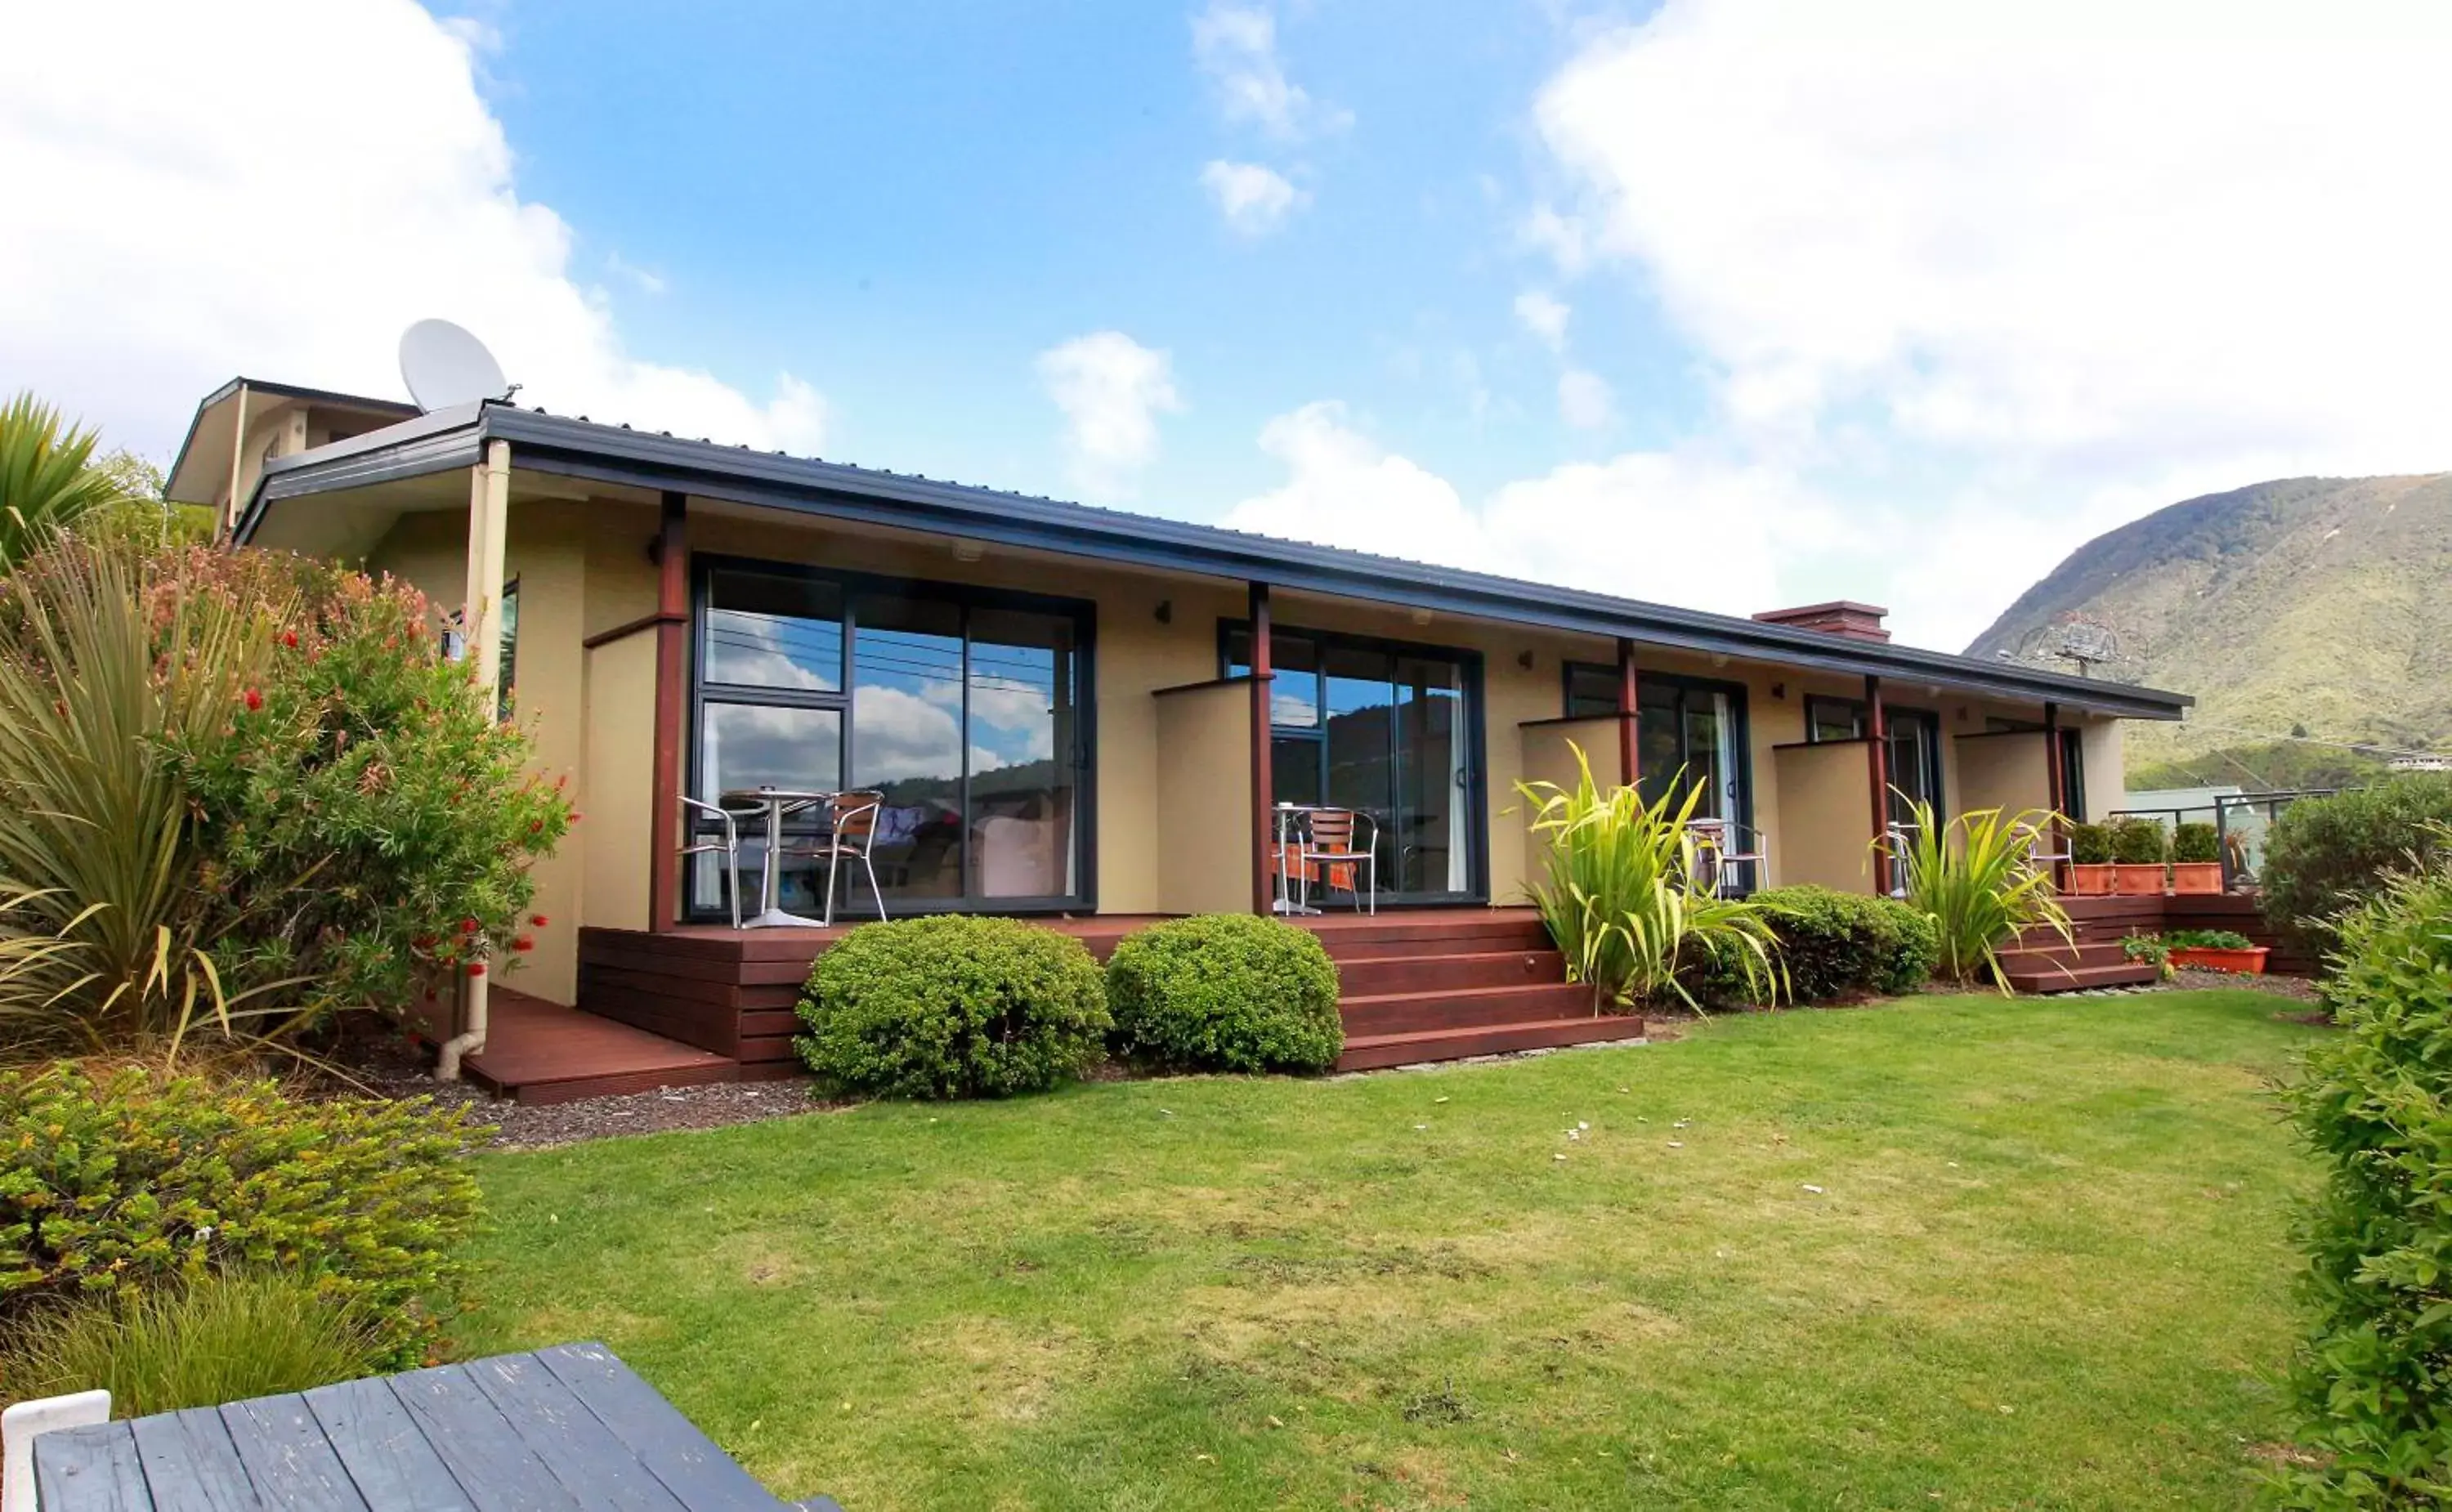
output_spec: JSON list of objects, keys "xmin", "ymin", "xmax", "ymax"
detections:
[{"xmin": 29, "ymin": 1342, "xmax": 840, "ymax": 1512}]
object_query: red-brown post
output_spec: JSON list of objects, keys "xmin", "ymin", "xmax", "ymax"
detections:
[
  {"xmin": 1249, "ymin": 581, "xmax": 1274, "ymax": 916},
  {"xmin": 1616, "ymin": 636, "xmax": 1640, "ymax": 789},
  {"xmin": 2043, "ymin": 700, "xmax": 2069, "ymax": 888},
  {"xmin": 647, "ymin": 490, "xmax": 689, "ymax": 931},
  {"xmin": 1865, "ymin": 674, "xmax": 1892, "ymax": 896}
]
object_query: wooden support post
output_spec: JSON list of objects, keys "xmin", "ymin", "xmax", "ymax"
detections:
[
  {"xmin": 2043, "ymin": 700, "xmax": 2069, "ymax": 889},
  {"xmin": 1616, "ymin": 637, "xmax": 1640, "ymax": 790},
  {"xmin": 1249, "ymin": 582, "xmax": 1274, "ymax": 916},
  {"xmin": 1865, "ymin": 674, "xmax": 1892, "ymax": 896},
  {"xmin": 647, "ymin": 492, "xmax": 689, "ymax": 933},
  {"xmin": 443, "ymin": 441, "xmax": 512, "ymax": 1079}
]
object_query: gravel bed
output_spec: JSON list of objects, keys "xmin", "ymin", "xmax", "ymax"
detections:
[
  {"xmin": 310, "ymin": 1032, "xmax": 843, "ymax": 1151},
  {"xmin": 2166, "ymin": 965, "xmax": 2325, "ymax": 1006}
]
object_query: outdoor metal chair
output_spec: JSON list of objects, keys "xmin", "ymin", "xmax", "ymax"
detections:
[
  {"xmin": 1684, "ymin": 816, "xmax": 1768, "ymax": 898},
  {"xmin": 1884, "ymin": 821, "xmax": 1920, "ymax": 898},
  {"xmin": 1289, "ymin": 807, "xmax": 1377, "ymax": 915},
  {"xmin": 795, "ymin": 790, "xmax": 887, "ymax": 927},
  {"xmin": 678, "ymin": 795, "xmax": 748, "ymax": 929}
]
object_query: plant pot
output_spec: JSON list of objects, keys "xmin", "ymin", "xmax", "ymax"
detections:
[
  {"xmin": 2113, "ymin": 864, "xmax": 2168, "ymax": 897},
  {"xmin": 2169, "ymin": 944, "xmax": 2268, "ymax": 975},
  {"xmin": 2066, "ymin": 863, "xmax": 2118, "ymax": 897},
  {"xmin": 2169, "ymin": 861, "xmax": 2223, "ymax": 895}
]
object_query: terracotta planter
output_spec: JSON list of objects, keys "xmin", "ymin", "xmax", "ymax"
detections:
[
  {"xmin": 2169, "ymin": 944, "xmax": 2268, "ymax": 975},
  {"xmin": 2066, "ymin": 863, "xmax": 2118, "ymax": 897},
  {"xmin": 2169, "ymin": 861, "xmax": 2223, "ymax": 895},
  {"xmin": 2113, "ymin": 864, "xmax": 2168, "ymax": 896}
]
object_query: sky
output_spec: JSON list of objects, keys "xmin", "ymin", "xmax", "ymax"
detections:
[{"xmin": 6, "ymin": 0, "xmax": 2451, "ymax": 652}]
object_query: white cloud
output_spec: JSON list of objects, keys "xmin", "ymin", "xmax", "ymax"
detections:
[
  {"xmin": 1557, "ymin": 369, "xmax": 1613, "ymax": 430},
  {"xmin": 1201, "ymin": 160, "xmax": 1309, "ymax": 236},
  {"xmin": 0, "ymin": 0, "xmax": 826, "ymax": 463},
  {"xmin": 1222, "ymin": 403, "xmax": 1805, "ymax": 617},
  {"xmin": 1514, "ymin": 291, "xmax": 1571, "ymax": 352},
  {"xmin": 1527, "ymin": 0, "xmax": 2452, "ymax": 647},
  {"xmin": 1035, "ymin": 331, "xmax": 1184, "ymax": 500},
  {"xmin": 605, "ymin": 253, "xmax": 668, "ymax": 297},
  {"xmin": 1191, "ymin": 2, "xmax": 1348, "ymax": 141}
]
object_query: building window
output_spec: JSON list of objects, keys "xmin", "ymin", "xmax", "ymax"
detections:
[
  {"xmin": 494, "ymin": 578, "xmax": 519, "ymax": 722},
  {"xmin": 690, "ymin": 560, "xmax": 1091, "ymax": 916},
  {"xmin": 1805, "ymin": 695, "xmax": 1944, "ymax": 828},
  {"xmin": 1562, "ymin": 664, "xmax": 1752, "ymax": 841}
]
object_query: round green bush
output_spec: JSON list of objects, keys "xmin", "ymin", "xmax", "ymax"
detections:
[
  {"xmin": 2171, "ymin": 821, "xmax": 2222, "ymax": 865},
  {"xmin": 2263, "ymin": 776, "xmax": 2452, "ymax": 961},
  {"xmin": 1105, "ymin": 915, "xmax": 1342, "ymax": 1072},
  {"xmin": 2069, "ymin": 821, "xmax": 2114, "ymax": 866},
  {"xmin": 2108, "ymin": 816, "xmax": 2170, "ymax": 866},
  {"xmin": 1689, "ymin": 885, "xmax": 1940, "ymax": 1006},
  {"xmin": 794, "ymin": 915, "xmax": 1110, "ymax": 1098}
]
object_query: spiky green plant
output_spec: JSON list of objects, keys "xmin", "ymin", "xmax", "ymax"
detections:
[
  {"xmin": 0, "ymin": 393, "xmax": 127, "ymax": 570},
  {"xmin": 1517, "ymin": 744, "xmax": 1781, "ymax": 1012},
  {"xmin": 1883, "ymin": 798, "xmax": 2071, "ymax": 993},
  {"xmin": 0, "ymin": 540, "xmax": 300, "ymax": 1053}
]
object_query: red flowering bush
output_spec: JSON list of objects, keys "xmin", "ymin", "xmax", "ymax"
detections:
[{"xmin": 168, "ymin": 547, "xmax": 570, "ymax": 1019}]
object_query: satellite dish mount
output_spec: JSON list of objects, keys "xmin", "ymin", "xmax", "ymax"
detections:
[{"xmin": 399, "ymin": 319, "xmax": 514, "ymax": 412}]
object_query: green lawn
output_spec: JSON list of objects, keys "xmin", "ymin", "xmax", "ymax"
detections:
[{"xmin": 463, "ymin": 990, "xmax": 2320, "ymax": 1510}]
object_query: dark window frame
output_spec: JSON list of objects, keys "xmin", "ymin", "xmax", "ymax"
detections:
[
  {"xmin": 1220, "ymin": 618, "xmax": 1491, "ymax": 907},
  {"xmin": 687, "ymin": 552, "xmax": 1098, "ymax": 919},
  {"xmin": 1560, "ymin": 662, "xmax": 1756, "ymax": 843}
]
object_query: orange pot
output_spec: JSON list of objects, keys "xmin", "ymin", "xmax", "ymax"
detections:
[
  {"xmin": 2169, "ymin": 861, "xmax": 2224, "ymax": 895},
  {"xmin": 2113, "ymin": 864, "xmax": 2168, "ymax": 897},
  {"xmin": 2170, "ymin": 945, "xmax": 2268, "ymax": 975},
  {"xmin": 2066, "ymin": 864, "xmax": 2117, "ymax": 897}
]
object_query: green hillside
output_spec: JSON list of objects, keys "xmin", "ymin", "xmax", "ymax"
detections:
[{"xmin": 1965, "ymin": 474, "xmax": 2452, "ymax": 779}]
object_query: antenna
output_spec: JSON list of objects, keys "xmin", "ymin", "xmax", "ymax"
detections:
[
  {"xmin": 2035, "ymin": 615, "xmax": 2120, "ymax": 678},
  {"xmin": 399, "ymin": 320, "xmax": 513, "ymax": 412}
]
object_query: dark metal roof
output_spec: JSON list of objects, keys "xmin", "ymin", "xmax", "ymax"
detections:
[{"xmin": 237, "ymin": 400, "xmax": 2193, "ymax": 720}]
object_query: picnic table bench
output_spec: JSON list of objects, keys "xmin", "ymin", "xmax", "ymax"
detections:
[{"xmin": 26, "ymin": 1342, "xmax": 840, "ymax": 1511}]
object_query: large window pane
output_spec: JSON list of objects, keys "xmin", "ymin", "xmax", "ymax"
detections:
[
  {"xmin": 1394, "ymin": 656, "xmax": 1465, "ymax": 894},
  {"xmin": 696, "ymin": 702, "xmax": 842, "ymax": 915},
  {"xmin": 852, "ymin": 593, "xmax": 964, "ymax": 900},
  {"xmin": 966, "ymin": 607, "xmax": 1078, "ymax": 898},
  {"xmin": 1267, "ymin": 635, "xmax": 1320, "ymax": 727},
  {"xmin": 705, "ymin": 570, "xmax": 843, "ymax": 691},
  {"xmin": 1564, "ymin": 663, "xmax": 1619, "ymax": 720},
  {"xmin": 1322, "ymin": 645, "xmax": 1394, "ymax": 825}
]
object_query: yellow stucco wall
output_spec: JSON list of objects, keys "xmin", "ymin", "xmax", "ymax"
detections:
[
  {"xmin": 582, "ymin": 633, "xmax": 657, "ymax": 932},
  {"xmin": 1152, "ymin": 681, "xmax": 1255, "ymax": 915},
  {"xmin": 1951, "ymin": 730, "xmax": 2053, "ymax": 817},
  {"xmin": 1770, "ymin": 740, "xmax": 1877, "ymax": 893},
  {"xmin": 1515, "ymin": 716, "xmax": 1628, "ymax": 888}
]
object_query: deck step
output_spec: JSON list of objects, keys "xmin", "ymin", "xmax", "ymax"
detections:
[
  {"xmin": 2002, "ymin": 961, "xmax": 2163, "ymax": 994},
  {"xmin": 1339, "ymin": 982, "xmax": 1595, "ymax": 1036},
  {"xmin": 1318, "ymin": 926, "xmax": 1553, "ymax": 961},
  {"xmin": 1336, "ymin": 1014, "xmax": 1646, "ymax": 1071},
  {"xmin": 1335, "ymin": 950, "xmax": 1567, "ymax": 996},
  {"xmin": 1997, "ymin": 941, "xmax": 2135, "ymax": 973}
]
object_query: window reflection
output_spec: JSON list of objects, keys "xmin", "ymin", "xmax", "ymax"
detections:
[{"xmin": 853, "ymin": 594, "xmax": 965, "ymax": 900}]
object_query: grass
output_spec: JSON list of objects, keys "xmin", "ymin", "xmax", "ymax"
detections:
[
  {"xmin": 2, "ymin": 1270, "xmax": 380, "ymax": 1416},
  {"xmin": 462, "ymin": 990, "xmax": 2320, "ymax": 1510}
]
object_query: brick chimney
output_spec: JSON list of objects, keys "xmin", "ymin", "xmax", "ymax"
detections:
[{"xmin": 1752, "ymin": 601, "xmax": 1891, "ymax": 642}]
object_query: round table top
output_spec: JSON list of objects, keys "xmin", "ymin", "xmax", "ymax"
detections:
[{"xmin": 720, "ymin": 786, "xmax": 835, "ymax": 807}]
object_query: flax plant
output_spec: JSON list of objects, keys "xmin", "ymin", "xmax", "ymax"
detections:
[
  {"xmin": 1882, "ymin": 798, "xmax": 2071, "ymax": 993},
  {"xmin": 1517, "ymin": 744, "xmax": 1780, "ymax": 1012},
  {"xmin": 0, "ymin": 541, "xmax": 301, "ymax": 1053}
]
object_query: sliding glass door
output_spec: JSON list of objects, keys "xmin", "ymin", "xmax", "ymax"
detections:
[
  {"xmin": 1228, "ymin": 627, "xmax": 1481, "ymax": 904},
  {"xmin": 1563, "ymin": 666, "xmax": 1752, "ymax": 833},
  {"xmin": 691, "ymin": 560, "xmax": 1091, "ymax": 918}
]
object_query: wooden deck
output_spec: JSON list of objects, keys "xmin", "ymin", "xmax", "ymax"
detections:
[
  {"xmin": 463, "ymin": 989, "xmax": 736, "ymax": 1105},
  {"xmin": 2003, "ymin": 892, "xmax": 2312, "ymax": 992},
  {"xmin": 28, "ymin": 1341, "xmax": 839, "ymax": 1511}
]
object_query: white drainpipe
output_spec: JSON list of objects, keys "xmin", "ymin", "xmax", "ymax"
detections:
[{"xmin": 437, "ymin": 970, "xmax": 489, "ymax": 1082}]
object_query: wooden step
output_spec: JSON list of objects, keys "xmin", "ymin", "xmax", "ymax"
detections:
[
  {"xmin": 463, "ymin": 993, "xmax": 739, "ymax": 1105},
  {"xmin": 2002, "ymin": 961, "xmax": 2163, "ymax": 994},
  {"xmin": 1322, "ymin": 925, "xmax": 1552, "ymax": 960},
  {"xmin": 1334, "ymin": 950, "xmax": 1567, "ymax": 996},
  {"xmin": 1336, "ymin": 1014, "xmax": 1646, "ymax": 1071},
  {"xmin": 1997, "ymin": 941, "xmax": 2134, "ymax": 973},
  {"xmin": 1339, "ymin": 982, "xmax": 1595, "ymax": 1037}
]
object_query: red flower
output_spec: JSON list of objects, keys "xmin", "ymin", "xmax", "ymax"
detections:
[
  {"xmin": 512, "ymin": 937, "xmax": 535, "ymax": 953},
  {"xmin": 242, "ymin": 688, "xmax": 263, "ymax": 712},
  {"xmin": 569, "ymin": 812, "xmax": 584, "ymax": 824},
  {"xmin": 459, "ymin": 918, "xmax": 479, "ymax": 934},
  {"xmin": 281, "ymin": 630, "xmax": 299, "ymax": 649},
  {"xmin": 529, "ymin": 914, "xmax": 548, "ymax": 928},
  {"xmin": 528, "ymin": 818, "xmax": 544, "ymax": 834},
  {"xmin": 466, "ymin": 962, "xmax": 486, "ymax": 978}
]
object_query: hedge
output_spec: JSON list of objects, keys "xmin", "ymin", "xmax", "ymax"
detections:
[{"xmin": 1106, "ymin": 915, "xmax": 1342, "ymax": 1072}]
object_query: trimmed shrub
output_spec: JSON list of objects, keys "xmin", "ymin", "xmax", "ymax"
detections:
[
  {"xmin": 2108, "ymin": 816, "xmax": 2170, "ymax": 866},
  {"xmin": 0, "ymin": 1066, "xmax": 486, "ymax": 1368},
  {"xmin": 2277, "ymin": 861, "xmax": 2452, "ymax": 1506},
  {"xmin": 1106, "ymin": 915, "xmax": 1342, "ymax": 1072},
  {"xmin": 1, "ymin": 1269, "xmax": 382, "ymax": 1416},
  {"xmin": 2163, "ymin": 928, "xmax": 2254, "ymax": 951},
  {"xmin": 1692, "ymin": 885, "xmax": 1940, "ymax": 1006},
  {"xmin": 2069, "ymin": 821, "xmax": 2114, "ymax": 866},
  {"xmin": 795, "ymin": 915, "xmax": 1110, "ymax": 1098},
  {"xmin": 2172, "ymin": 821, "xmax": 2221, "ymax": 865},
  {"xmin": 2264, "ymin": 777, "xmax": 2452, "ymax": 961}
]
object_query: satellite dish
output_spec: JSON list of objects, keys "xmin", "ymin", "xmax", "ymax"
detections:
[{"xmin": 399, "ymin": 319, "xmax": 512, "ymax": 412}]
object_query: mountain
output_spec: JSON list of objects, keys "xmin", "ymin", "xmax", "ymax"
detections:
[{"xmin": 1964, "ymin": 474, "xmax": 2452, "ymax": 777}]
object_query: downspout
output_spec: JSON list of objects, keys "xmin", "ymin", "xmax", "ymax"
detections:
[{"xmin": 439, "ymin": 437, "xmax": 512, "ymax": 1080}]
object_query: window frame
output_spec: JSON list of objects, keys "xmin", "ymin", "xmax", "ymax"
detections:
[
  {"xmin": 1559, "ymin": 662, "xmax": 1756, "ymax": 843},
  {"xmin": 687, "ymin": 552, "xmax": 1098, "ymax": 919}
]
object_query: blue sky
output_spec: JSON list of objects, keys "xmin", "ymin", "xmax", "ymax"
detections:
[
  {"xmin": 478, "ymin": 1, "xmax": 1670, "ymax": 507},
  {"xmin": 7, "ymin": 0, "xmax": 2450, "ymax": 655}
]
